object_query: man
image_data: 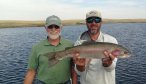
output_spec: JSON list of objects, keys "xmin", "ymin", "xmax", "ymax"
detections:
[
  {"xmin": 24, "ymin": 15, "xmax": 77, "ymax": 84},
  {"xmin": 73, "ymin": 10, "xmax": 118, "ymax": 84}
]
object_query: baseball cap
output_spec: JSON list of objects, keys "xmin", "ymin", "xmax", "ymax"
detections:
[
  {"xmin": 86, "ymin": 10, "xmax": 102, "ymax": 19},
  {"xmin": 45, "ymin": 15, "xmax": 61, "ymax": 27}
]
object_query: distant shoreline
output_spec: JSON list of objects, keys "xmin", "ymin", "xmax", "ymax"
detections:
[{"xmin": 0, "ymin": 19, "xmax": 146, "ymax": 28}]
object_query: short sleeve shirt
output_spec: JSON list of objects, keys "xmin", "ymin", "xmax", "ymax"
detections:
[{"xmin": 28, "ymin": 38, "xmax": 73, "ymax": 84}]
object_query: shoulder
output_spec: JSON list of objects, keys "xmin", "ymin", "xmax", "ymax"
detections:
[
  {"xmin": 32, "ymin": 39, "xmax": 46, "ymax": 49},
  {"xmin": 103, "ymin": 33, "xmax": 118, "ymax": 44},
  {"xmin": 74, "ymin": 31, "xmax": 89, "ymax": 46},
  {"xmin": 80, "ymin": 31, "xmax": 89, "ymax": 39},
  {"xmin": 61, "ymin": 38, "xmax": 74, "ymax": 46},
  {"xmin": 103, "ymin": 33, "xmax": 116, "ymax": 39}
]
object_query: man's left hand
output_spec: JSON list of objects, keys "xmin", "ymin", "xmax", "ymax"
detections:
[{"xmin": 102, "ymin": 51, "xmax": 116, "ymax": 67}]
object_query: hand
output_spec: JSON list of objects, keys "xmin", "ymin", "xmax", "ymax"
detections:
[
  {"xmin": 73, "ymin": 53, "xmax": 86, "ymax": 66},
  {"xmin": 102, "ymin": 51, "xmax": 116, "ymax": 67},
  {"xmin": 73, "ymin": 53, "xmax": 86, "ymax": 72}
]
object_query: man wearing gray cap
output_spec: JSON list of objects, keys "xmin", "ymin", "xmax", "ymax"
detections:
[
  {"xmin": 24, "ymin": 15, "xmax": 77, "ymax": 84},
  {"xmin": 73, "ymin": 10, "xmax": 118, "ymax": 84}
]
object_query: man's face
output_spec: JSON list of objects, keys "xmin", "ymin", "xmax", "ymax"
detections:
[
  {"xmin": 86, "ymin": 17, "xmax": 102, "ymax": 35},
  {"xmin": 45, "ymin": 25, "xmax": 61, "ymax": 39}
]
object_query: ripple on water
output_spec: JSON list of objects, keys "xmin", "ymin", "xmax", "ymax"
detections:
[{"xmin": 0, "ymin": 24, "xmax": 146, "ymax": 84}]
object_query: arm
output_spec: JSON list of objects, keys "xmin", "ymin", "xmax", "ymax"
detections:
[
  {"xmin": 102, "ymin": 51, "xmax": 117, "ymax": 71},
  {"xmin": 73, "ymin": 39, "xmax": 88, "ymax": 72},
  {"xmin": 24, "ymin": 45, "xmax": 38, "ymax": 84},
  {"xmin": 24, "ymin": 69, "xmax": 36, "ymax": 84},
  {"xmin": 102, "ymin": 35, "xmax": 118, "ymax": 71},
  {"xmin": 75, "ymin": 58, "xmax": 86, "ymax": 72},
  {"xmin": 71, "ymin": 59, "xmax": 78, "ymax": 84},
  {"xmin": 73, "ymin": 53, "xmax": 86, "ymax": 72}
]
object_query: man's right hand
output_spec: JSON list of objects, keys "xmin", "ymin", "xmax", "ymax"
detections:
[
  {"xmin": 73, "ymin": 53, "xmax": 86, "ymax": 66},
  {"xmin": 73, "ymin": 53, "xmax": 86, "ymax": 72}
]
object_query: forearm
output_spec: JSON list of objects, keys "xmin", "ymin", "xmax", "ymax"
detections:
[
  {"xmin": 103, "ymin": 58, "xmax": 117, "ymax": 72},
  {"xmin": 70, "ymin": 58, "xmax": 78, "ymax": 84},
  {"xmin": 24, "ymin": 69, "xmax": 36, "ymax": 84},
  {"xmin": 71, "ymin": 68, "xmax": 78, "ymax": 84}
]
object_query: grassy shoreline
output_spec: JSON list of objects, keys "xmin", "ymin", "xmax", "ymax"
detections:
[{"xmin": 0, "ymin": 19, "xmax": 146, "ymax": 28}]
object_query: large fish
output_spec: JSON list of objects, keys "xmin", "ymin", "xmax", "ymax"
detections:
[{"xmin": 44, "ymin": 42, "xmax": 131, "ymax": 67}]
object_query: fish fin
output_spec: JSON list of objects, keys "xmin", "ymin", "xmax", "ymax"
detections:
[
  {"xmin": 65, "ymin": 47, "xmax": 73, "ymax": 50},
  {"xmin": 82, "ymin": 41, "xmax": 96, "ymax": 45},
  {"xmin": 43, "ymin": 52, "xmax": 56, "ymax": 60}
]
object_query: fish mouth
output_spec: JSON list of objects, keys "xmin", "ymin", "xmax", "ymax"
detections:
[
  {"xmin": 124, "ymin": 51, "xmax": 131, "ymax": 57},
  {"xmin": 119, "ymin": 51, "xmax": 131, "ymax": 58},
  {"xmin": 119, "ymin": 55, "xmax": 129, "ymax": 58},
  {"xmin": 122, "ymin": 53, "xmax": 131, "ymax": 58}
]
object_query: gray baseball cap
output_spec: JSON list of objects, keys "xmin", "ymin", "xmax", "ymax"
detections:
[
  {"xmin": 45, "ymin": 15, "xmax": 61, "ymax": 27},
  {"xmin": 86, "ymin": 10, "xmax": 102, "ymax": 19}
]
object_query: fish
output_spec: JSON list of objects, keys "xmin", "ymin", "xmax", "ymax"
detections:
[{"xmin": 44, "ymin": 42, "xmax": 131, "ymax": 67}]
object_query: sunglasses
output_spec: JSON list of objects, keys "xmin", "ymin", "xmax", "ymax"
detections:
[
  {"xmin": 86, "ymin": 17, "xmax": 102, "ymax": 23},
  {"xmin": 47, "ymin": 25, "xmax": 60, "ymax": 29}
]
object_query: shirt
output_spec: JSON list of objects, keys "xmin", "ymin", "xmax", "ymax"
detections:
[
  {"xmin": 74, "ymin": 31, "xmax": 118, "ymax": 84},
  {"xmin": 28, "ymin": 37, "xmax": 73, "ymax": 84}
]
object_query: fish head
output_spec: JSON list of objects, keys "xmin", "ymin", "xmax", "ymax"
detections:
[{"xmin": 112, "ymin": 46, "xmax": 131, "ymax": 58}]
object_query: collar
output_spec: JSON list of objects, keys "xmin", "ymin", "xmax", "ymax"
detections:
[
  {"xmin": 95, "ymin": 31, "xmax": 104, "ymax": 42},
  {"xmin": 44, "ymin": 36, "xmax": 64, "ymax": 46}
]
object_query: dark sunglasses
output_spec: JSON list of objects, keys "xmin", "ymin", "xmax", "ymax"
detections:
[
  {"xmin": 86, "ymin": 17, "xmax": 102, "ymax": 23},
  {"xmin": 47, "ymin": 25, "xmax": 60, "ymax": 29}
]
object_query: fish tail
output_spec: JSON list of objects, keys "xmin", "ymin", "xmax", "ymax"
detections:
[
  {"xmin": 48, "ymin": 58, "xmax": 59, "ymax": 68},
  {"xmin": 44, "ymin": 52, "xmax": 59, "ymax": 67}
]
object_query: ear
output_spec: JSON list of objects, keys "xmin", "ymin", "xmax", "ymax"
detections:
[
  {"xmin": 45, "ymin": 25, "xmax": 47, "ymax": 29},
  {"xmin": 44, "ymin": 26, "xmax": 49, "ymax": 32}
]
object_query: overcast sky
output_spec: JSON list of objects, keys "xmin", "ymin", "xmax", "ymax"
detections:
[{"xmin": 0, "ymin": 0, "xmax": 146, "ymax": 20}]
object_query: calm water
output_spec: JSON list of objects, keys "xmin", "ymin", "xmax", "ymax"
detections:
[{"xmin": 0, "ymin": 23, "xmax": 146, "ymax": 84}]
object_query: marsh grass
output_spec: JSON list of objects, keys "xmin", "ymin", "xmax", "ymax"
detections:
[
  {"xmin": 0, "ymin": 20, "xmax": 44, "ymax": 28},
  {"xmin": 0, "ymin": 19, "xmax": 146, "ymax": 28}
]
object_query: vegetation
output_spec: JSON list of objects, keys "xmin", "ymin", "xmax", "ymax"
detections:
[
  {"xmin": 0, "ymin": 20, "xmax": 44, "ymax": 28},
  {"xmin": 0, "ymin": 19, "xmax": 146, "ymax": 28}
]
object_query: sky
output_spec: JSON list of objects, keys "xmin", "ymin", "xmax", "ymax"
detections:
[{"xmin": 0, "ymin": 0, "xmax": 146, "ymax": 20}]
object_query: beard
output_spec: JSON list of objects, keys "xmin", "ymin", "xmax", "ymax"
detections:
[
  {"xmin": 87, "ymin": 25, "xmax": 101, "ymax": 35},
  {"xmin": 48, "ymin": 31, "xmax": 61, "ymax": 39},
  {"xmin": 90, "ymin": 29, "xmax": 99, "ymax": 35}
]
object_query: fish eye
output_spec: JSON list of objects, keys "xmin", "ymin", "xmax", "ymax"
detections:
[
  {"xmin": 119, "ymin": 51, "xmax": 124, "ymax": 55},
  {"xmin": 124, "ymin": 51, "xmax": 128, "ymax": 54}
]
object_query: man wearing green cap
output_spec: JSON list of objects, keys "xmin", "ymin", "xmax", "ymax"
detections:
[{"xmin": 24, "ymin": 15, "xmax": 77, "ymax": 84}]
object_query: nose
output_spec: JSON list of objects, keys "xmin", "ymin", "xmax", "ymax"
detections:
[
  {"xmin": 50, "ymin": 27, "xmax": 56, "ymax": 31},
  {"xmin": 92, "ymin": 21, "xmax": 96, "ymax": 24}
]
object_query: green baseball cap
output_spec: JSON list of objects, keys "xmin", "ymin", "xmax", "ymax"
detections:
[{"xmin": 45, "ymin": 15, "xmax": 61, "ymax": 27}]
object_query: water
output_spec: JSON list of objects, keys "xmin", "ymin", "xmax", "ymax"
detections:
[{"xmin": 0, "ymin": 23, "xmax": 146, "ymax": 84}]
